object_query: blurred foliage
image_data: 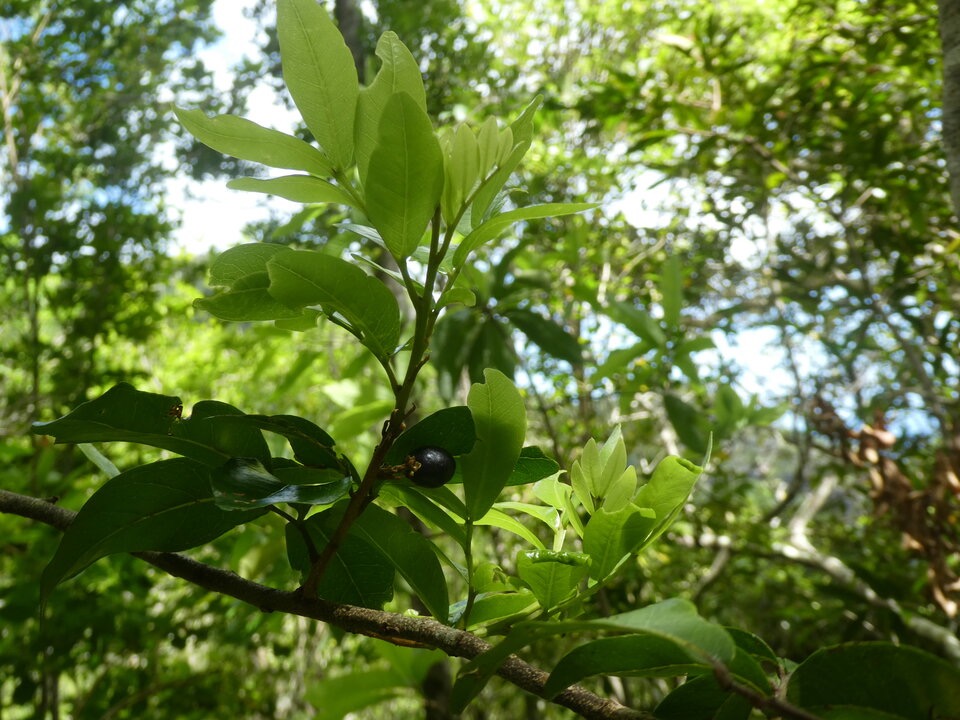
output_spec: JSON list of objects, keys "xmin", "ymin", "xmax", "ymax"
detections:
[{"xmin": 3, "ymin": 0, "xmax": 960, "ymax": 717}]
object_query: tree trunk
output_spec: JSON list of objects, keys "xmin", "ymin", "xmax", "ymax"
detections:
[{"xmin": 938, "ymin": 0, "xmax": 960, "ymax": 214}]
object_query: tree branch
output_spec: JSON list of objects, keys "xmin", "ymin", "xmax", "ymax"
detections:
[{"xmin": 0, "ymin": 489, "xmax": 646, "ymax": 720}]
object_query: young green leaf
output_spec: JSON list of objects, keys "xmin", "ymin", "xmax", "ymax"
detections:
[
  {"xmin": 355, "ymin": 31, "xmax": 427, "ymax": 187},
  {"xmin": 583, "ymin": 503, "xmax": 656, "ymax": 580},
  {"xmin": 276, "ymin": 0, "xmax": 358, "ymax": 171},
  {"xmin": 174, "ymin": 108, "xmax": 333, "ymax": 177},
  {"xmin": 227, "ymin": 175, "xmax": 358, "ymax": 208},
  {"xmin": 266, "ymin": 249, "xmax": 401, "ymax": 358},
  {"xmin": 364, "ymin": 92, "xmax": 444, "ymax": 259},
  {"xmin": 516, "ymin": 551, "xmax": 589, "ymax": 611},
  {"xmin": 41, "ymin": 458, "xmax": 265, "ymax": 602},
  {"xmin": 461, "ymin": 369, "xmax": 527, "ymax": 520},
  {"xmin": 470, "ymin": 97, "xmax": 541, "ymax": 225},
  {"xmin": 454, "ymin": 202, "xmax": 598, "ymax": 266},
  {"xmin": 633, "ymin": 455, "xmax": 703, "ymax": 550}
]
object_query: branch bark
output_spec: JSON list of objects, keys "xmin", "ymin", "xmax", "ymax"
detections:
[
  {"xmin": 938, "ymin": 0, "xmax": 960, "ymax": 214},
  {"xmin": 0, "ymin": 489, "xmax": 646, "ymax": 720}
]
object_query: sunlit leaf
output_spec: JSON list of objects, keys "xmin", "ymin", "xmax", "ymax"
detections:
[
  {"xmin": 174, "ymin": 108, "xmax": 333, "ymax": 177},
  {"xmin": 461, "ymin": 369, "xmax": 527, "ymax": 519},
  {"xmin": 277, "ymin": 0, "xmax": 358, "ymax": 170},
  {"xmin": 364, "ymin": 92, "xmax": 444, "ymax": 259}
]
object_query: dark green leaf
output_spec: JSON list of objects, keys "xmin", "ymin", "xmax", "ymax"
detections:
[
  {"xmin": 31, "ymin": 383, "xmax": 228, "ymax": 467},
  {"xmin": 786, "ymin": 643, "xmax": 960, "ymax": 720},
  {"xmin": 505, "ymin": 446, "xmax": 560, "ymax": 487},
  {"xmin": 385, "ymin": 406, "xmax": 476, "ymax": 465},
  {"xmin": 287, "ymin": 507, "xmax": 395, "ymax": 608},
  {"xmin": 353, "ymin": 505, "xmax": 450, "ymax": 622},
  {"xmin": 174, "ymin": 400, "xmax": 271, "ymax": 464},
  {"xmin": 663, "ymin": 393, "xmax": 710, "ymax": 454},
  {"xmin": 545, "ymin": 635, "xmax": 706, "ymax": 698},
  {"xmin": 210, "ymin": 458, "xmax": 350, "ymax": 510},
  {"xmin": 503, "ymin": 308, "xmax": 582, "ymax": 364},
  {"xmin": 41, "ymin": 458, "xmax": 264, "ymax": 601},
  {"xmin": 655, "ymin": 674, "xmax": 753, "ymax": 720}
]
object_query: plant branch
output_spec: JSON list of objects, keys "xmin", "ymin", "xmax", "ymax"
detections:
[{"xmin": 1, "ymin": 489, "xmax": 646, "ymax": 720}]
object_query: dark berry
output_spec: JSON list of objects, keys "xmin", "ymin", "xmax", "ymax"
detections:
[{"xmin": 409, "ymin": 446, "xmax": 456, "ymax": 488}]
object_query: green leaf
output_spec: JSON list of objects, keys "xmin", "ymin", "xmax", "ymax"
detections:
[
  {"xmin": 353, "ymin": 505, "xmax": 450, "ymax": 622},
  {"xmin": 380, "ymin": 485, "xmax": 467, "ymax": 547},
  {"xmin": 545, "ymin": 635, "xmax": 706, "ymax": 698},
  {"xmin": 175, "ymin": 400, "xmax": 272, "ymax": 464},
  {"xmin": 655, "ymin": 674, "xmax": 753, "ymax": 720},
  {"xmin": 660, "ymin": 255, "xmax": 684, "ymax": 328},
  {"xmin": 305, "ymin": 669, "xmax": 408, "ymax": 720},
  {"xmin": 582, "ymin": 503, "xmax": 656, "ymax": 579},
  {"xmin": 364, "ymin": 92, "xmax": 444, "ymax": 259},
  {"xmin": 206, "ymin": 243, "xmax": 290, "ymax": 287},
  {"xmin": 227, "ymin": 175, "xmax": 357, "ymax": 207},
  {"xmin": 470, "ymin": 97, "xmax": 541, "ymax": 225},
  {"xmin": 786, "ymin": 643, "xmax": 960, "ymax": 720},
  {"xmin": 454, "ymin": 203, "xmax": 598, "ymax": 266},
  {"xmin": 287, "ymin": 507, "xmax": 394, "ymax": 608},
  {"xmin": 441, "ymin": 123, "xmax": 482, "ymax": 224},
  {"xmin": 210, "ymin": 458, "xmax": 350, "ymax": 510},
  {"xmin": 41, "ymin": 458, "xmax": 264, "ymax": 601},
  {"xmin": 215, "ymin": 414, "xmax": 341, "ymax": 469},
  {"xmin": 459, "ymin": 590, "xmax": 537, "ymax": 629},
  {"xmin": 31, "ymin": 383, "xmax": 229, "ymax": 467},
  {"xmin": 174, "ymin": 108, "xmax": 333, "ymax": 177},
  {"xmin": 505, "ymin": 446, "xmax": 560, "ymax": 487},
  {"xmin": 474, "ymin": 507, "xmax": 545, "ymax": 550},
  {"xmin": 276, "ymin": 0, "xmax": 358, "ymax": 171},
  {"xmin": 461, "ymin": 369, "xmax": 527, "ymax": 520},
  {"xmin": 356, "ymin": 31, "xmax": 426, "ymax": 187},
  {"xmin": 633, "ymin": 455, "xmax": 702, "ymax": 549},
  {"xmin": 267, "ymin": 249, "xmax": 401, "ymax": 357},
  {"xmin": 516, "ymin": 551, "xmax": 589, "ymax": 611},
  {"xmin": 503, "ymin": 308, "xmax": 582, "ymax": 365},
  {"xmin": 385, "ymin": 406, "xmax": 476, "ymax": 465},
  {"xmin": 607, "ymin": 301, "xmax": 666, "ymax": 348},
  {"xmin": 195, "ymin": 272, "xmax": 305, "ymax": 322},
  {"xmin": 664, "ymin": 393, "xmax": 711, "ymax": 454}
]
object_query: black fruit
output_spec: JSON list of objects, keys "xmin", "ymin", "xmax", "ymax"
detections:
[{"xmin": 409, "ymin": 446, "xmax": 456, "ymax": 488}]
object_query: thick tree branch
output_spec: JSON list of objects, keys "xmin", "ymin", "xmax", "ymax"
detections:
[{"xmin": 0, "ymin": 489, "xmax": 646, "ymax": 720}]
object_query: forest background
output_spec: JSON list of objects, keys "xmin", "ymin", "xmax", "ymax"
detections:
[{"xmin": 2, "ymin": 0, "xmax": 960, "ymax": 717}]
